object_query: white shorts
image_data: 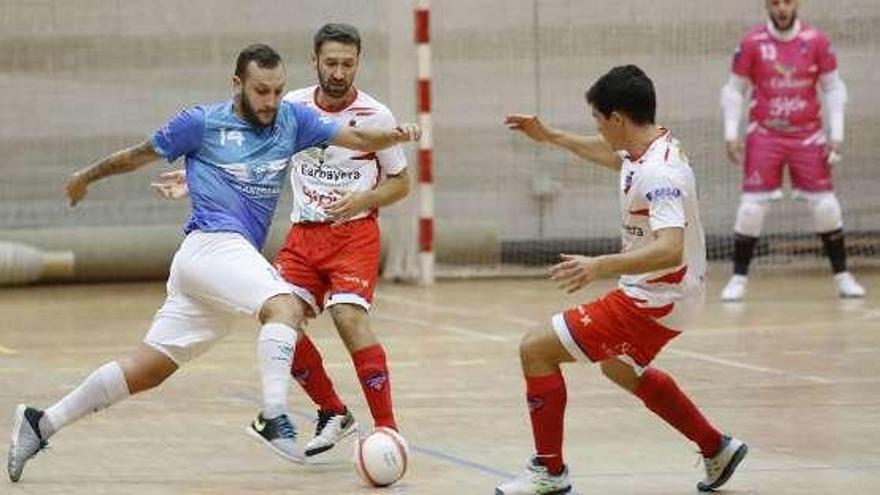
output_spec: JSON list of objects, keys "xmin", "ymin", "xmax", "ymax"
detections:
[{"xmin": 144, "ymin": 230, "xmax": 293, "ymax": 364}]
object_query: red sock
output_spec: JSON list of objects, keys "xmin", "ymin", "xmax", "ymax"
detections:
[
  {"xmin": 352, "ymin": 344, "xmax": 397, "ymax": 430},
  {"xmin": 634, "ymin": 368, "xmax": 722, "ymax": 457},
  {"xmin": 525, "ymin": 372, "xmax": 567, "ymax": 476},
  {"xmin": 291, "ymin": 335, "xmax": 346, "ymax": 415}
]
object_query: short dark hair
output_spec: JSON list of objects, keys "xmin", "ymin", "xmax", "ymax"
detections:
[
  {"xmin": 235, "ymin": 43, "xmax": 283, "ymax": 79},
  {"xmin": 314, "ymin": 23, "xmax": 362, "ymax": 55},
  {"xmin": 585, "ymin": 65, "xmax": 656, "ymax": 125}
]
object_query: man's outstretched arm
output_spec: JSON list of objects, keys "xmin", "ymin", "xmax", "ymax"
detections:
[
  {"xmin": 505, "ymin": 114, "xmax": 621, "ymax": 170},
  {"xmin": 331, "ymin": 124, "xmax": 421, "ymax": 152},
  {"xmin": 66, "ymin": 139, "xmax": 162, "ymax": 206}
]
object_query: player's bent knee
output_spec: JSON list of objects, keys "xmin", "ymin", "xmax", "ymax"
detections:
[
  {"xmin": 119, "ymin": 346, "xmax": 178, "ymax": 394},
  {"xmin": 329, "ymin": 304, "xmax": 368, "ymax": 331},
  {"xmin": 807, "ymin": 192, "xmax": 843, "ymax": 233},
  {"xmin": 733, "ymin": 195, "xmax": 770, "ymax": 237},
  {"xmin": 259, "ymin": 293, "xmax": 305, "ymax": 327},
  {"xmin": 519, "ymin": 328, "xmax": 562, "ymax": 367},
  {"xmin": 600, "ymin": 358, "xmax": 640, "ymax": 392}
]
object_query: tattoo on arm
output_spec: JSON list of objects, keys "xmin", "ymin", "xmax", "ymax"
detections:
[{"xmin": 79, "ymin": 139, "xmax": 160, "ymax": 183}]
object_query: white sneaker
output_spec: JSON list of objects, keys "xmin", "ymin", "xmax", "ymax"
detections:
[
  {"xmin": 305, "ymin": 408, "xmax": 358, "ymax": 457},
  {"xmin": 7, "ymin": 405, "xmax": 49, "ymax": 483},
  {"xmin": 495, "ymin": 456, "xmax": 571, "ymax": 495},
  {"xmin": 720, "ymin": 275, "xmax": 748, "ymax": 302},
  {"xmin": 697, "ymin": 435, "xmax": 748, "ymax": 492},
  {"xmin": 835, "ymin": 272, "xmax": 866, "ymax": 298}
]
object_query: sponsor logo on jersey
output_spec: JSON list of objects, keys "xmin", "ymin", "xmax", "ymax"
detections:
[
  {"xmin": 768, "ymin": 95, "xmax": 808, "ymax": 118},
  {"xmin": 645, "ymin": 187, "xmax": 682, "ymax": 201}
]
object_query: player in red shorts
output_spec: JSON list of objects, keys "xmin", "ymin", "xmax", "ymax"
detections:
[
  {"xmin": 274, "ymin": 23, "xmax": 411, "ymax": 456},
  {"xmin": 719, "ymin": 0, "xmax": 865, "ymax": 301},
  {"xmin": 499, "ymin": 65, "xmax": 747, "ymax": 494}
]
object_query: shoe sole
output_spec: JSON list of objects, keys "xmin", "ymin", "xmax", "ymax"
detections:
[
  {"xmin": 839, "ymin": 292, "xmax": 865, "ymax": 299},
  {"xmin": 495, "ymin": 485, "xmax": 571, "ymax": 495},
  {"xmin": 305, "ymin": 421, "xmax": 360, "ymax": 457},
  {"xmin": 697, "ymin": 442, "xmax": 748, "ymax": 492},
  {"xmin": 245, "ymin": 426, "xmax": 306, "ymax": 465},
  {"xmin": 7, "ymin": 404, "xmax": 26, "ymax": 483}
]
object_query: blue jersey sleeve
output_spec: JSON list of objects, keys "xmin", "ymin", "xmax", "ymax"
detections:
[
  {"xmin": 290, "ymin": 102, "xmax": 342, "ymax": 152},
  {"xmin": 151, "ymin": 106, "xmax": 206, "ymax": 162}
]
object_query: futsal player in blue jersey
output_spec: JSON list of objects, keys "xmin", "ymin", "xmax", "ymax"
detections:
[{"xmin": 7, "ymin": 43, "xmax": 420, "ymax": 482}]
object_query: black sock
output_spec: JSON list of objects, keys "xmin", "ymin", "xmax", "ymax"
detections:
[
  {"xmin": 732, "ymin": 233, "xmax": 758, "ymax": 276},
  {"xmin": 819, "ymin": 228, "xmax": 847, "ymax": 274}
]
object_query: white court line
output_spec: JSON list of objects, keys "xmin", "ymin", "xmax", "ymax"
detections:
[
  {"xmin": 325, "ymin": 361, "xmax": 421, "ymax": 369},
  {"xmin": 378, "ymin": 295, "xmax": 840, "ymax": 383},
  {"xmin": 376, "ymin": 293, "xmax": 537, "ymax": 327},
  {"xmin": 666, "ymin": 348, "xmax": 833, "ymax": 384},
  {"xmin": 448, "ymin": 359, "xmax": 489, "ymax": 366},
  {"xmin": 0, "ymin": 345, "xmax": 18, "ymax": 355},
  {"xmin": 436, "ymin": 323, "xmax": 512, "ymax": 342},
  {"xmin": 374, "ymin": 313, "xmax": 513, "ymax": 342}
]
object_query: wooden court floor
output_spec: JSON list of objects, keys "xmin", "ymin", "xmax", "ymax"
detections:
[{"xmin": 2, "ymin": 266, "xmax": 879, "ymax": 494}]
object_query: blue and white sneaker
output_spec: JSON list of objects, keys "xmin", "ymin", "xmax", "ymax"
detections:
[
  {"xmin": 8, "ymin": 404, "xmax": 49, "ymax": 482},
  {"xmin": 246, "ymin": 412, "xmax": 305, "ymax": 464}
]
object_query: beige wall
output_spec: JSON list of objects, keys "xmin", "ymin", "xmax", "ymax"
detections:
[{"xmin": 2, "ymin": 1, "xmax": 878, "ymax": 253}]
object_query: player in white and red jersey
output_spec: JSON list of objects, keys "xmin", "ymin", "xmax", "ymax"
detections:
[
  {"xmin": 719, "ymin": 0, "xmax": 865, "ymax": 301},
  {"xmin": 499, "ymin": 66, "xmax": 747, "ymax": 495},
  {"xmin": 274, "ymin": 23, "xmax": 410, "ymax": 457}
]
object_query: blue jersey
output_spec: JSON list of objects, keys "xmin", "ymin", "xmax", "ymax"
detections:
[{"xmin": 151, "ymin": 100, "xmax": 341, "ymax": 249}]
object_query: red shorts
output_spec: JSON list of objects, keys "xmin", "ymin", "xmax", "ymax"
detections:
[
  {"xmin": 274, "ymin": 217, "xmax": 380, "ymax": 315},
  {"xmin": 743, "ymin": 127, "xmax": 833, "ymax": 193},
  {"xmin": 552, "ymin": 289, "xmax": 681, "ymax": 368}
]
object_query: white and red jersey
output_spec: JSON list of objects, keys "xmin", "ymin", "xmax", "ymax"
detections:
[
  {"xmin": 617, "ymin": 129, "xmax": 706, "ymax": 326},
  {"xmin": 284, "ymin": 86, "xmax": 407, "ymax": 223},
  {"xmin": 732, "ymin": 22, "xmax": 837, "ymax": 135}
]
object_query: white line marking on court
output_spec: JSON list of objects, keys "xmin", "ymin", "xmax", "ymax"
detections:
[
  {"xmin": 378, "ymin": 294, "xmax": 842, "ymax": 381},
  {"xmin": 376, "ymin": 293, "xmax": 536, "ymax": 327},
  {"xmin": 325, "ymin": 361, "xmax": 421, "ymax": 369},
  {"xmin": 373, "ymin": 313, "xmax": 431, "ymax": 327},
  {"xmin": 437, "ymin": 324, "xmax": 512, "ymax": 342},
  {"xmin": 0, "ymin": 345, "xmax": 18, "ymax": 355},
  {"xmin": 374, "ymin": 313, "xmax": 514, "ymax": 342},
  {"xmin": 448, "ymin": 359, "xmax": 489, "ymax": 366},
  {"xmin": 666, "ymin": 348, "xmax": 833, "ymax": 384},
  {"xmin": 857, "ymin": 309, "xmax": 880, "ymax": 320}
]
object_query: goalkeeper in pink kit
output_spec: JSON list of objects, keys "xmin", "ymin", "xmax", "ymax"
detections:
[{"xmin": 720, "ymin": 0, "xmax": 865, "ymax": 301}]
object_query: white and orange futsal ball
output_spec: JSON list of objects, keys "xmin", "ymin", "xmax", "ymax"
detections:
[{"xmin": 353, "ymin": 427, "xmax": 410, "ymax": 487}]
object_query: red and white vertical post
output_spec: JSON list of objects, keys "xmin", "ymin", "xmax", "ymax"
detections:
[{"xmin": 415, "ymin": 0, "xmax": 434, "ymax": 285}]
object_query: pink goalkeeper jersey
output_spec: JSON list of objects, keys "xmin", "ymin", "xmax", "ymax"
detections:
[
  {"xmin": 732, "ymin": 22, "xmax": 837, "ymax": 135},
  {"xmin": 284, "ymin": 86, "xmax": 407, "ymax": 223}
]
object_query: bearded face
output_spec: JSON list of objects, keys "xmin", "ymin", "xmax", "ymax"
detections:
[
  {"xmin": 315, "ymin": 41, "xmax": 360, "ymax": 99},
  {"xmin": 767, "ymin": 0, "xmax": 799, "ymax": 31}
]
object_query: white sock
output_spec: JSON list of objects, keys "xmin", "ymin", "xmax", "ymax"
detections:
[
  {"xmin": 43, "ymin": 361, "xmax": 130, "ymax": 438},
  {"xmin": 258, "ymin": 323, "xmax": 297, "ymax": 419}
]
